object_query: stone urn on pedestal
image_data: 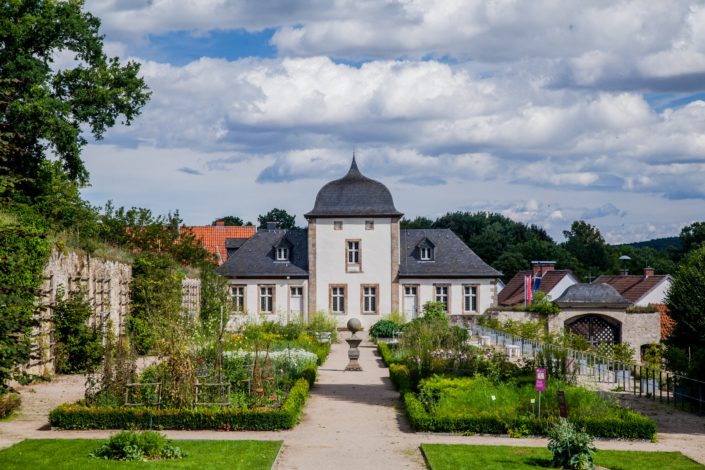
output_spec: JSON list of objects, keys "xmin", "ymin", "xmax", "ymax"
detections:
[{"xmin": 345, "ymin": 318, "xmax": 363, "ymax": 371}]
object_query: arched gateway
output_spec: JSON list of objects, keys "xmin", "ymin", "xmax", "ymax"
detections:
[{"xmin": 565, "ymin": 314, "xmax": 621, "ymax": 346}]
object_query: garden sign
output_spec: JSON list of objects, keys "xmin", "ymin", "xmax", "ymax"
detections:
[{"xmin": 535, "ymin": 368, "xmax": 546, "ymax": 418}]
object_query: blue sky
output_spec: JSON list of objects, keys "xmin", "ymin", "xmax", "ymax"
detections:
[{"xmin": 78, "ymin": 0, "xmax": 705, "ymax": 244}]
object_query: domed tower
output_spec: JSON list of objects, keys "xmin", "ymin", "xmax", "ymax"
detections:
[{"xmin": 305, "ymin": 156, "xmax": 403, "ymax": 325}]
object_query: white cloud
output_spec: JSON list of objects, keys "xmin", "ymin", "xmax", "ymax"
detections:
[{"xmin": 72, "ymin": 1, "xmax": 705, "ymax": 243}]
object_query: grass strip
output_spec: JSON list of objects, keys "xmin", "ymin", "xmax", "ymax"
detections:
[
  {"xmin": 420, "ymin": 444, "xmax": 704, "ymax": 470},
  {"xmin": 0, "ymin": 439, "xmax": 281, "ymax": 470}
]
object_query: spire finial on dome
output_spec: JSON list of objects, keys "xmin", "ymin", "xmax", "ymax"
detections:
[{"xmin": 347, "ymin": 151, "xmax": 361, "ymax": 176}]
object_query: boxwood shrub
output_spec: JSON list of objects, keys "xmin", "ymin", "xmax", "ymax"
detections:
[
  {"xmin": 377, "ymin": 342, "xmax": 402, "ymax": 366},
  {"xmin": 49, "ymin": 378, "xmax": 309, "ymax": 431},
  {"xmin": 403, "ymin": 392, "xmax": 655, "ymax": 439}
]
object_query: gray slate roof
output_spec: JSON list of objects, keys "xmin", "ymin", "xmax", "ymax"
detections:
[
  {"xmin": 217, "ymin": 229, "xmax": 309, "ymax": 278},
  {"xmin": 305, "ymin": 157, "xmax": 403, "ymax": 219},
  {"xmin": 399, "ymin": 229, "xmax": 502, "ymax": 278},
  {"xmin": 555, "ymin": 283, "xmax": 631, "ymax": 308},
  {"xmin": 225, "ymin": 237, "xmax": 249, "ymax": 249},
  {"xmin": 219, "ymin": 227, "xmax": 501, "ymax": 279}
]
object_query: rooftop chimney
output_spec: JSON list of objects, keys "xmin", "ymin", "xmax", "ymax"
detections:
[
  {"xmin": 643, "ymin": 266, "xmax": 654, "ymax": 278},
  {"xmin": 531, "ymin": 260, "xmax": 556, "ymax": 277},
  {"xmin": 215, "ymin": 219, "xmax": 225, "ymax": 226},
  {"xmin": 266, "ymin": 221, "xmax": 279, "ymax": 231}
]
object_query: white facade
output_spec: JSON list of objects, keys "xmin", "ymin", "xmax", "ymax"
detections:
[
  {"xmin": 635, "ymin": 277, "xmax": 672, "ymax": 306},
  {"xmin": 398, "ymin": 278, "xmax": 498, "ymax": 322},
  {"xmin": 312, "ymin": 217, "xmax": 393, "ymax": 328}
]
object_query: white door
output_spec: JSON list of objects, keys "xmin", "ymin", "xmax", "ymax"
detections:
[
  {"xmin": 290, "ymin": 287, "xmax": 303, "ymax": 316},
  {"xmin": 403, "ymin": 286, "xmax": 418, "ymax": 319}
]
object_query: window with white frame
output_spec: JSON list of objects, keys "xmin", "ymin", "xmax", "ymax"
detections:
[
  {"xmin": 331, "ymin": 286, "xmax": 346, "ymax": 313},
  {"xmin": 259, "ymin": 286, "xmax": 274, "ymax": 313},
  {"xmin": 420, "ymin": 247, "xmax": 433, "ymax": 260},
  {"xmin": 435, "ymin": 285, "xmax": 449, "ymax": 311},
  {"xmin": 362, "ymin": 285, "xmax": 377, "ymax": 313},
  {"xmin": 231, "ymin": 286, "xmax": 245, "ymax": 312},
  {"xmin": 365, "ymin": 220, "xmax": 374, "ymax": 230},
  {"xmin": 334, "ymin": 221, "xmax": 343, "ymax": 230},
  {"xmin": 463, "ymin": 285, "xmax": 478, "ymax": 312},
  {"xmin": 276, "ymin": 247, "xmax": 289, "ymax": 261},
  {"xmin": 347, "ymin": 240, "xmax": 360, "ymax": 266}
]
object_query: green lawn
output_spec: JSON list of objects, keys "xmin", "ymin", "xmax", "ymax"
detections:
[
  {"xmin": 0, "ymin": 439, "xmax": 281, "ymax": 470},
  {"xmin": 421, "ymin": 444, "xmax": 704, "ymax": 470}
]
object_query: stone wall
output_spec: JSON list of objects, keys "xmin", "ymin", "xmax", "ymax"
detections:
[
  {"xmin": 30, "ymin": 250, "xmax": 132, "ymax": 376},
  {"xmin": 28, "ymin": 250, "xmax": 202, "ymax": 376}
]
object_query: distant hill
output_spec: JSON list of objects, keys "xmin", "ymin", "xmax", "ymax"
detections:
[{"xmin": 617, "ymin": 236, "xmax": 682, "ymax": 251}]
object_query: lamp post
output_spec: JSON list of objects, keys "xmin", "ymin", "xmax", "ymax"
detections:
[{"xmin": 619, "ymin": 255, "xmax": 631, "ymax": 275}]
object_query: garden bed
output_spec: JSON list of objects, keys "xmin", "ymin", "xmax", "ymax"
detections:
[
  {"xmin": 49, "ymin": 378, "xmax": 309, "ymax": 430},
  {"xmin": 403, "ymin": 375, "xmax": 656, "ymax": 439}
]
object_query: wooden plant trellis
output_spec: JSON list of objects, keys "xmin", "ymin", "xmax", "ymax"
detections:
[
  {"xmin": 251, "ymin": 339, "xmax": 279, "ymax": 403},
  {"xmin": 124, "ymin": 382, "xmax": 162, "ymax": 407},
  {"xmin": 194, "ymin": 382, "xmax": 231, "ymax": 407}
]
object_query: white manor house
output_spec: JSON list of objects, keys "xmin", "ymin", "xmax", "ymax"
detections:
[{"xmin": 217, "ymin": 157, "xmax": 502, "ymax": 328}]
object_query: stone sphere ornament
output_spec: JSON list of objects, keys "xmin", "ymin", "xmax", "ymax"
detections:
[
  {"xmin": 344, "ymin": 317, "xmax": 363, "ymax": 371},
  {"xmin": 347, "ymin": 317, "xmax": 362, "ymax": 333}
]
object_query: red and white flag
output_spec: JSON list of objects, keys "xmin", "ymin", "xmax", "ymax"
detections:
[{"xmin": 525, "ymin": 275, "xmax": 533, "ymax": 305}]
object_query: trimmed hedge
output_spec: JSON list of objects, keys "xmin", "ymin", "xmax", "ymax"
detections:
[
  {"xmin": 302, "ymin": 365, "xmax": 317, "ymax": 388},
  {"xmin": 377, "ymin": 342, "xmax": 401, "ymax": 366},
  {"xmin": 389, "ymin": 363, "xmax": 412, "ymax": 392},
  {"xmin": 49, "ymin": 378, "xmax": 310, "ymax": 431},
  {"xmin": 403, "ymin": 392, "xmax": 656, "ymax": 440}
]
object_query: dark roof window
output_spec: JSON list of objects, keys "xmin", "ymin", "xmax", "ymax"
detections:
[{"xmin": 417, "ymin": 238, "xmax": 435, "ymax": 261}]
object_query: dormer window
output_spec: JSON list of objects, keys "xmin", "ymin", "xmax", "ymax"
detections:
[
  {"xmin": 420, "ymin": 247, "xmax": 432, "ymax": 260},
  {"xmin": 274, "ymin": 237, "xmax": 293, "ymax": 262},
  {"xmin": 276, "ymin": 247, "xmax": 289, "ymax": 261},
  {"xmin": 417, "ymin": 238, "xmax": 435, "ymax": 261}
]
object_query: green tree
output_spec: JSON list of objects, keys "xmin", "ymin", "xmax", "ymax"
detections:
[
  {"xmin": 493, "ymin": 251, "xmax": 528, "ymax": 282},
  {"xmin": 257, "ymin": 208, "xmax": 297, "ymax": 229},
  {"xmin": 680, "ymin": 221, "xmax": 705, "ymax": 254},
  {"xmin": 401, "ymin": 216, "xmax": 434, "ymax": 229},
  {"xmin": 562, "ymin": 220, "xmax": 611, "ymax": 278},
  {"xmin": 0, "ymin": 0, "xmax": 150, "ymax": 198},
  {"xmin": 665, "ymin": 246, "xmax": 705, "ymax": 350},
  {"xmin": 212, "ymin": 216, "xmax": 252, "ymax": 226},
  {"xmin": 100, "ymin": 202, "xmax": 214, "ymax": 267}
]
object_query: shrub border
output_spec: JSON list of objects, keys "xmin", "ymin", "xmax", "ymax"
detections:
[
  {"xmin": 49, "ymin": 378, "xmax": 310, "ymax": 431},
  {"xmin": 403, "ymin": 392, "xmax": 656, "ymax": 440}
]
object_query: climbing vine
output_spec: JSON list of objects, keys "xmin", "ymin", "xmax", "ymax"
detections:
[
  {"xmin": 128, "ymin": 253, "xmax": 185, "ymax": 354},
  {"xmin": 53, "ymin": 287, "xmax": 103, "ymax": 374},
  {"xmin": 0, "ymin": 206, "xmax": 51, "ymax": 391}
]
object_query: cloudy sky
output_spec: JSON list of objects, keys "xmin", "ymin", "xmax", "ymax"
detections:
[{"xmin": 78, "ymin": 0, "xmax": 705, "ymax": 243}]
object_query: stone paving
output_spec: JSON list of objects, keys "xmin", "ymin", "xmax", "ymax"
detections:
[{"xmin": 1, "ymin": 334, "xmax": 705, "ymax": 469}]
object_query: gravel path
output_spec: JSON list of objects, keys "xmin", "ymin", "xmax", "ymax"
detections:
[{"xmin": 1, "ymin": 335, "xmax": 704, "ymax": 469}]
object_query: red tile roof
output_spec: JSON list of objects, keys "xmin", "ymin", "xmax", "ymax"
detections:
[
  {"xmin": 498, "ymin": 270, "xmax": 576, "ymax": 305},
  {"xmin": 180, "ymin": 226, "xmax": 257, "ymax": 265},
  {"xmin": 593, "ymin": 274, "xmax": 669, "ymax": 304}
]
